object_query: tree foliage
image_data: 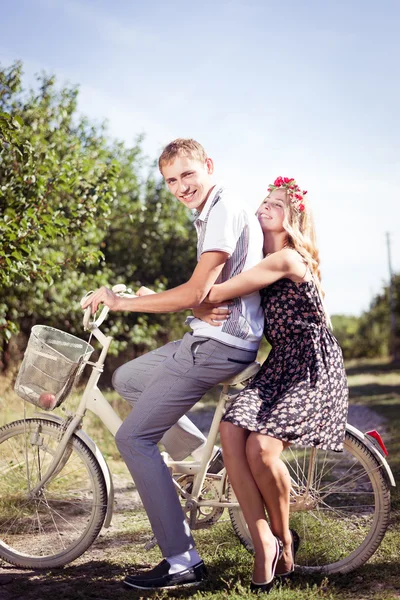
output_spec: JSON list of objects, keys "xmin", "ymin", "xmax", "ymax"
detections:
[
  {"xmin": 332, "ymin": 274, "xmax": 400, "ymax": 360},
  {"xmin": 5, "ymin": 61, "xmax": 397, "ymax": 373},
  {"xmin": 0, "ymin": 62, "xmax": 196, "ymax": 372},
  {"xmin": 0, "ymin": 62, "xmax": 119, "ymax": 285},
  {"xmin": 0, "ymin": 62, "xmax": 118, "ymax": 343}
]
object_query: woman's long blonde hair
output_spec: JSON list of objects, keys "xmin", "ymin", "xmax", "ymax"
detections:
[{"xmin": 280, "ymin": 189, "xmax": 332, "ymax": 327}]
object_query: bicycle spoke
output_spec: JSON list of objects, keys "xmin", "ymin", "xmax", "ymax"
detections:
[
  {"xmin": 0, "ymin": 420, "xmax": 107, "ymax": 566},
  {"xmin": 229, "ymin": 431, "xmax": 391, "ymax": 574}
]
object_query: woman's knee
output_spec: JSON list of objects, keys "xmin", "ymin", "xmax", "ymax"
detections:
[
  {"xmin": 246, "ymin": 435, "xmax": 281, "ymax": 471},
  {"xmin": 220, "ymin": 422, "xmax": 247, "ymax": 459}
]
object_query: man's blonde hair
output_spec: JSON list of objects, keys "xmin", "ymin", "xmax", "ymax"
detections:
[{"xmin": 158, "ymin": 138, "xmax": 208, "ymax": 173}]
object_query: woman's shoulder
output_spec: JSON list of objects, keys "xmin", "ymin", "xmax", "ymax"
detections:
[
  {"xmin": 270, "ymin": 247, "xmax": 304, "ymax": 269},
  {"xmin": 275, "ymin": 248, "xmax": 310, "ymax": 281}
]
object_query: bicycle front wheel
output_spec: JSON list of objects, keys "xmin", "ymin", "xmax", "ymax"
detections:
[
  {"xmin": 0, "ymin": 418, "xmax": 107, "ymax": 569},
  {"xmin": 228, "ymin": 431, "xmax": 391, "ymax": 574}
]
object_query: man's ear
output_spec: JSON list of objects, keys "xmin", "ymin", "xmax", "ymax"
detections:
[{"xmin": 205, "ymin": 157, "xmax": 214, "ymax": 175}]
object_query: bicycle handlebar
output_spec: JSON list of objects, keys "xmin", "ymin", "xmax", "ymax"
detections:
[{"xmin": 81, "ymin": 284, "xmax": 137, "ymax": 331}]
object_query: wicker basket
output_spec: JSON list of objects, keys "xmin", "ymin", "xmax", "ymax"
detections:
[{"xmin": 14, "ymin": 325, "xmax": 94, "ymax": 410}]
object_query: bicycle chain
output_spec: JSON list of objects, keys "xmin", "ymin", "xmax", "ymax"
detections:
[{"xmin": 175, "ymin": 474, "xmax": 225, "ymax": 529}]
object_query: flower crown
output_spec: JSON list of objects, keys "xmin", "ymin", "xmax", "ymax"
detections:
[{"xmin": 267, "ymin": 176, "xmax": 307, "ymax": 212}]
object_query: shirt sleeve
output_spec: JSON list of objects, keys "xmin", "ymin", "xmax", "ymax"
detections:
[{"xmin": 201, "ymin": 200, "xmax": 244, "ymax": 256}]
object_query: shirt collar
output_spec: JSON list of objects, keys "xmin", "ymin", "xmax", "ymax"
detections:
[{"xmin": 193, "ymin": 185, "xmax": 221, "ymax": 222}]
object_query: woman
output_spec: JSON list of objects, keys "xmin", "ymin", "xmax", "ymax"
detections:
[{"xmin": 203, "ymin": 177, "xmax": 348, "ymax": 592}]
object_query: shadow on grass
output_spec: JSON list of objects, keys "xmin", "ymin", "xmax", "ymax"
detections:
[
  {"xmin": 345, "ymin": 360, "xmax": 400, "ymax": 377},
  {"xmin": 349, "ymin": 383, "xmax": 400, "ymax": 400},
  {"xmin": 1, "ymin": 555, "xmax": 400, "ymax": 600},
  {"xmin": 0, "ymin": 557, "xmax": 250, "ymax": 600},
  {"xmin": 310, "ymin": 560, "xmax": 400, "ymax": 596},
  {"xmin": 0, "ymin": 560, "xmax": 134, "ymax": 600}
]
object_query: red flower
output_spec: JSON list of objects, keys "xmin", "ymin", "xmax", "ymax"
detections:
[
  {"xmin": 299, "ymin": 203, "xmax": 305, "ymax": 211},
  {"xmin": 303, "ymin": 190, "xmax": 308, "ymax": 195}
]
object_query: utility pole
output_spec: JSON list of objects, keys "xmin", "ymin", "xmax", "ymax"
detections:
[{"xmin": 386, "ymin": 232, "xmax": 397, "ymax": 360}]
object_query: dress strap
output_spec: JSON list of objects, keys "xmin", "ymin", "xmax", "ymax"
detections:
[{"xmin": 301, "ymin": 261, "xmax": 312, "ymax": 282}]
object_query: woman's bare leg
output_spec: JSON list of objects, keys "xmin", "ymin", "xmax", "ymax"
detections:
[
  {"xmin": 246, "ymin": 433, "xmax": 293, "ymax": 574},
  {"xmin": 220, "ymin": 422, "xmax": 277, "ymax": 583}
]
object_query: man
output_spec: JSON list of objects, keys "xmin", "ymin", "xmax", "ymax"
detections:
[{"xmin": 82, "ymin": 138, "xmax": 263, "ymax": 589}]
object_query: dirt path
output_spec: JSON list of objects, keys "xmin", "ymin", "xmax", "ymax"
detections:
[{"xmin": 0, "ymin": 403, "xmax": 389, "ymax": 599}]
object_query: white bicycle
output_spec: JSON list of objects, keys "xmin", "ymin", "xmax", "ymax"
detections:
[{"xmin": 0, "ymin": 285, "xmax": 395, "ymax": 573}]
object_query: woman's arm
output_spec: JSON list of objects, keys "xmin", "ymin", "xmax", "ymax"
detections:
[{"xmin": 208, "ymin": 249, "xmax": 300, "ymax": 303}]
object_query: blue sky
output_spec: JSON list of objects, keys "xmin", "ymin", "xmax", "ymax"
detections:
[{"xmin": 2, "ymin": 0, "xmax": 399, "ymax": 315}]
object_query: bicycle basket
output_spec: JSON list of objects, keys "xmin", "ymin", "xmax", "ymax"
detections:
[{"xmin": 14, "ymin": 325, "xmax": 94, "ymax": 410}]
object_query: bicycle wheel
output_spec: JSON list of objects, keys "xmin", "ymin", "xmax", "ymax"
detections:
[
  {"xmin": 0, "ymin": 418, "xmax": 107, "ymax": 569},
  {"xmin": 227, "ymin": 431, "xmax": 391, "ymax": 574}
]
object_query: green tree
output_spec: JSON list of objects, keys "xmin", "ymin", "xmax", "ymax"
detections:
[
  {"xmin": 331, "ymin": 274, "xmax": 400, "ymax": 360},
  {"xmin": 354, "ymin": 275, "xmax": 400, "ymax": 359},
  {"xmin": 0, "ymin": 61, "xmax": 118, "ymax": 349},
  {"xmin": 331, "ymin": 314, "xmax": 361, "ymax": 359},
  {"xmin": 0, "ymin": 62, "xmax": 197, "ymax": 373}
]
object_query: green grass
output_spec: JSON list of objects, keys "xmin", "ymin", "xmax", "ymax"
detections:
[{"xmin": 0, "ymin": 359, "xmax": 399, "ymax": 599}]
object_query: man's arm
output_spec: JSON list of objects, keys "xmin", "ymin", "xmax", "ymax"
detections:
[{"xmin": 82, "ymin": 250, "xmax": 229, "ymax": 314}]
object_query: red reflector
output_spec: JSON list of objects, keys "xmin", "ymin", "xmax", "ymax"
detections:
[{"xmin": 365, "ymin": 430, "xmax": 389, "ymax": 456}]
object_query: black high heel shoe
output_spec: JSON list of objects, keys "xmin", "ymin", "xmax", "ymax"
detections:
[
  {"xmin": 250, "ymin": 536, "xmax": 283, "ymax": 594},
  {"xmin": 275, "ymin": 529, "xmax": 300, "ymax": 578}
]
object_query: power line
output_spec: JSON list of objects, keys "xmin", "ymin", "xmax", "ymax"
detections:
[{"xmin": 386, "ymin": 232, "xmax": 397, "ymax": 360}]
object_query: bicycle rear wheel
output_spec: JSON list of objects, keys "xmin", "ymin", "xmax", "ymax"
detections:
[
  {"xmin": 0, "ymin": 418, "xmax": 107, "ymax": 569},
  {"xmin": 228, "ymin": 431, "xmax": 391, "ymax": 574}
]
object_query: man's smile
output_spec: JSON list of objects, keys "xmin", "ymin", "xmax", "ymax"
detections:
[{"xmin": 181, "ymin": 190, "xmax": 196, "ymax": 200}]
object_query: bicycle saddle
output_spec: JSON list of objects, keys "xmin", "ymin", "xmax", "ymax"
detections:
[{"xmin": 221, "ymin": 362, "xmax": 260, "ymax": 386}]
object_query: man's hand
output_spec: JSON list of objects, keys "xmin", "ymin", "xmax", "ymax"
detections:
[
  {"xmin": 81, "ymin": 286, "xmax": 119, "ymax": 313},
  {"xmin": 79, "ymin": 251, "xmax": 229, "ymax": 316},
  {"xmin": 192, "ymin": 302, "xmax": 231, "ymax": 326}
]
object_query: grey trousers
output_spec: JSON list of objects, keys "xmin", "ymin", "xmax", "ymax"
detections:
[
  {"xmin": 114, "ymin": 332, "xmax": 257, "ymax": 557},
  {"xmin": 113, "ymin": 339, "xmax": 207, "ymax": 461}
]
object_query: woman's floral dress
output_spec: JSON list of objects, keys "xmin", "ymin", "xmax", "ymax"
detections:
[{"xmin": 222, "ymin": 279, "xmax": 348, "ymax": 451}]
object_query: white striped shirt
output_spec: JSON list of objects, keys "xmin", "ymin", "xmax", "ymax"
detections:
[{"xmin": 189, "ymin": 186, "xmax": 264, "ymax": 351}]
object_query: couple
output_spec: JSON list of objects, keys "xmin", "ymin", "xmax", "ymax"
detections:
[{"xmin": 83, "ymin": 138, "xmax": 348, "ymax": 593}]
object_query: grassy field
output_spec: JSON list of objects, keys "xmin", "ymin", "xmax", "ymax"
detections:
[{"xmin": 0, "ymin": 358, "xmax": 399, "ymax": 600}]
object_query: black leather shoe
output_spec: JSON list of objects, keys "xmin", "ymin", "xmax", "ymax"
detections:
[
  {"xmin": 275, "ymin": 529, "xmax": 300, "ymax": 578},
  {"xmin": 250, "ymin": 536, "xmax": 282, "ymax": 594},
  {"xmin": 124, "ymin": 559, "xmax": 207, "ymax": 590}
]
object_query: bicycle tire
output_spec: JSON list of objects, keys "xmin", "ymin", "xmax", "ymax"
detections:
[
  {"xmin": 0, "ymin": 418, "xmax": 108, "ymax": 569},
  {"xmin": 227, "ymin": 431, "xmax": 391, "ymax": 574}
]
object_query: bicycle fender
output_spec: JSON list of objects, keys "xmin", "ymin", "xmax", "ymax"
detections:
[
  {"xmin": 33, "ymin": 412, "xmax": 115, "ymax": 526},
  {"xmin": 346, "ymin": 423, "xmax": 396, "ymax": 487}
]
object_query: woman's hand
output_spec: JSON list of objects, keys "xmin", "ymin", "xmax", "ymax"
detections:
[{"xmin": 192, "ymin": 302, "xmax": 231, "ymax": 326}]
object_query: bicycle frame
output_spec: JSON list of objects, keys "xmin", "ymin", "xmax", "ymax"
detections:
[
  {"xmin": 26, "ymin": 310, "xmax": 245, "ymax": 531},
  {"xmin": 26, "ymin": 296, "xmax": 395, "ymax": 538}
]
